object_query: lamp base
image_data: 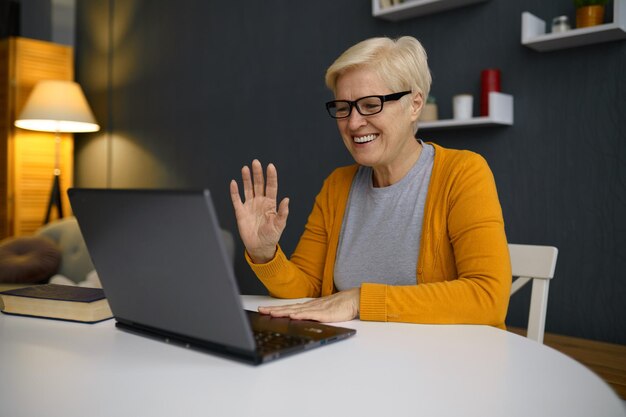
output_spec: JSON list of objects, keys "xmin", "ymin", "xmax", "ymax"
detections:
[{"xmin": 44, "ymin": 174, "xmax": 63, "ymax": 224}]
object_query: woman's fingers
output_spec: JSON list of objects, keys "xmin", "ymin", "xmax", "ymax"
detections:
[
  {"xmin": 276, "ymin": 197, "xmax": 290, "ymax": 226},
  {"xmin": 259, "ymin": 301, "xmax": 329, "ymax": 322},
  {"xmin": 257, "ymin": 289, "xmax": 360, "ymax": 323},
  {"xmin": 252, "ymin": 159, "xmax": 265, "ymax": 198},
  {"xmin": 239, "ymin": 160, "xmax": 281, "ymax": 202},
  {"xmin": 258, "ymin": 301, "xmax": 310, "ymax": 317},
  {"xmin": 265, "ymin": 163, "xmax": 278, "ymax": 201},
  {"xmin": 241, "ymin": 165, "xmax": 253, "ymax": 201},
  {"xmin": 229, "ymin": 180, "xmax": 243, "ymax": 211},
  {"xmin": 234, "ymin": 160, "xmax": 286, "ymax": 228}
]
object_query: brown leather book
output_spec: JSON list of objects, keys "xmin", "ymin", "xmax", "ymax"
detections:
[{"xmin": 0, "ymin": 284, "xmax": 113, "ymax": 323}]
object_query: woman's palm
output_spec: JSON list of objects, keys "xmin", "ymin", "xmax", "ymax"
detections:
[
  {"xmin": 236, "ymin": 193, "xmax": 285, "ymax": 251},
  {"xmin": 230, "ymin": 160, "xmax": 289, "ymax": 263}
]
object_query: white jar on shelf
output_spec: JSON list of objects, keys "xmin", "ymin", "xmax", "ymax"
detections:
[{"xmin": 551, "ymin": 16, "xmax": 571, "ymax": 33}]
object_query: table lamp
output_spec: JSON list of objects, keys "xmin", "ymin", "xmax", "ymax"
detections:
[{"xmin": 14, "ymin": 80, "xmax": 100, "ymax": 223}]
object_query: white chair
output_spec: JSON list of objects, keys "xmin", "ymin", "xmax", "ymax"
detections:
[{"xmin": 508, "ymin": 243, "xmax": 559, "ymax": 344}]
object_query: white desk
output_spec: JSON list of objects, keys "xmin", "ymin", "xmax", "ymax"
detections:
[{"xmin": 1, "ymin": 295, "xmax": 624, "ymax": 417}]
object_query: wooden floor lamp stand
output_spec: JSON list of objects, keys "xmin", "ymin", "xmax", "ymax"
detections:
[
  {"xmin": 44, "ymin": 132, "xmax": 63, "ymax": 224},
  {"xmin": 44, "ymin": 173, "xmax": 63, "ymax": 223}
]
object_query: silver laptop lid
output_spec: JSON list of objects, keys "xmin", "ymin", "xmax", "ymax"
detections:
[{"xmin": 68, "ymin": 188, "xmax": 256, "ymax": 352}]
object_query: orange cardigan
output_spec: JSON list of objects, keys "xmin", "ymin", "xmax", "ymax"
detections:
[{"xmin": 247, "ymin": 143, "xmax": 511, "ymax": 328}]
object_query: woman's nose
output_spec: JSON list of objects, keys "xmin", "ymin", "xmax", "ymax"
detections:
[{"xmin": 347, "ymin": 108, "xmax": 367, "ymax": 129}]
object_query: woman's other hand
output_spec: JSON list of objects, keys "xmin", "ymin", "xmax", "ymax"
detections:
[
  {"xmin": 230, "ymin": 160, "xmax": 289, "ymax": 264},
  {"xmin": 258, "ymin": 288, "xmax": 360, "ymax": 323}
]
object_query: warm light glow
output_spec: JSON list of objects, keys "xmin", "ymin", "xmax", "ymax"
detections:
[{"xmin": 14, "ymin": 80, "xmax": 100, "ymax": 133}]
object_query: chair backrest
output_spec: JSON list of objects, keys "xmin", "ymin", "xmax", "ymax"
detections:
[{"xmin": 508, "ymin": 243, "xmax": 559, "ymax": 344}]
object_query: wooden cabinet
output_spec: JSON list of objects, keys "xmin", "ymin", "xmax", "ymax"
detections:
[{"xmin": 0, "ymin": 37, "xmax": 74, "ymax": 238}]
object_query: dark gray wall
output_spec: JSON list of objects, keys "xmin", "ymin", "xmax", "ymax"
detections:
[
  {"xmin": 75, "ymin": 0, "xmax": 626, "ymax": 344},
  {"xmin": 13, "ymin": 0, "xmax": 51, "ymax": 40},
  {"xmin": 16, "ymin": 0, "xmax": 76, "ymax": 46}
]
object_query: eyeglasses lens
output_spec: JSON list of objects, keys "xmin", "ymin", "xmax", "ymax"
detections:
[
  {"xmin": 356, "ymin": 97, "xmax": 383, "ymax": 116},
  {"xmin": 332, "ymin": 102, "xmax": 351, "ymax": 118},
  {"xmin": 328, "ymin": 97, "xmax": 384, "ymax": 119}
]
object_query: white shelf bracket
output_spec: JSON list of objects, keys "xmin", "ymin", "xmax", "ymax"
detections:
[
  {"xmin": 617, "ymin": 0, "xmax": 626, "ymax": 30},
  {"xmin": 489, "ymin": 92, "xmax": 513, "ymax": 124},
  {"xmin": 522, "ymin": 11, "xmax": 546, "ymax": 43}
]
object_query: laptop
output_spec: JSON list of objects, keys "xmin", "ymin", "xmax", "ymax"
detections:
[{"xmin": 68, "ymin": 188, "xmax": 355, "ymax": 365}]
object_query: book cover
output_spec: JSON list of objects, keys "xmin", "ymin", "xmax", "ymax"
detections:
[{"xmin": 0, "ymin": 284, "xmax": 113, "ymax": 323}]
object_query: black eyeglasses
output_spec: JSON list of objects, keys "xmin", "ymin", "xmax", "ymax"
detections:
[{"xmin": 325, "ymin": 91, "xmax": 412, "ymax": 119}]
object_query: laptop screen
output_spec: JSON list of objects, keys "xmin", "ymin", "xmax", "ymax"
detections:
[{"xmin": 68, "ymin": 189, "xmax": 256, "ymax": 351}]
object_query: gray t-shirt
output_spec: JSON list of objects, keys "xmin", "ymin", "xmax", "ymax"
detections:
[{"xmin": 334, "ymin": 141, "xmax": 434, "ymax": 291}]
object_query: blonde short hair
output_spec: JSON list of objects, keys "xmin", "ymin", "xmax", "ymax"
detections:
[{"xmin": 325, "ymin": 36, "xmax": 432, "ymax": 101}]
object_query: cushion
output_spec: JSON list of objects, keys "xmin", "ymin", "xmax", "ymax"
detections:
[
  {"xmin": 0, "ymin": 236, "xmax": 62, "ymax": 283},
  {"xmin": 36, "ymin": 217, "xmax": 95, "ymax": 284}
]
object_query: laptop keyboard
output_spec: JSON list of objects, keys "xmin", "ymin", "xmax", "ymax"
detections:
[{"xmin": 254, "ymin": 331, "xmax": 311, "ymax": 353}]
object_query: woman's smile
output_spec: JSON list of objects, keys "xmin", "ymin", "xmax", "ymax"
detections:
[{"xmin": 353, "ymin": 133, "xmax": 378, "ymax": 144}]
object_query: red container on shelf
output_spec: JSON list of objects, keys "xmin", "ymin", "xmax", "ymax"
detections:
[{"xmin": 480, "ymin": 69, "xmax": 501, "ymax": 116}]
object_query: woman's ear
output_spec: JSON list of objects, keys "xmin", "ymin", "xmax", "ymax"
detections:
[{"xmin": 409, "ymin": 92, "xmax": 424, "ymax": 122}]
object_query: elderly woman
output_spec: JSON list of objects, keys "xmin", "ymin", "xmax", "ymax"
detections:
[{"xmin": 230, "ymin": 36, "xmax": 511, "ymax": 328}]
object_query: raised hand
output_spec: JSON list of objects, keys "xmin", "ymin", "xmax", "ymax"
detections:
[{"xmin": 230, "ymin": 160, "xmax": 289, "ymax": 264}]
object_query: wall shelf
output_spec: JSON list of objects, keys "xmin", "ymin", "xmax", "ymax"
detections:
[
  {"xmin": 372, "ymin": 0, "xmax": 488, "ymax": 21},
  {"xmin": 419, "ymin": 92, "xmax": 513, "ymax": 130},
  {"xmin": 521, "ymin": 0, "xmax": 626, "ymax": 51}
]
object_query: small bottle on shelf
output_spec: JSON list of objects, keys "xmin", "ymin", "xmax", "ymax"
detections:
[{"xmin": 551, "ymin": 16, "xmax": 571, "ymax": 33}]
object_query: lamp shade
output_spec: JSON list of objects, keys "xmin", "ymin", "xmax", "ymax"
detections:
[{"xmin": 15, "ymin": 80, "xmax": 100, "ymax": 133}]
